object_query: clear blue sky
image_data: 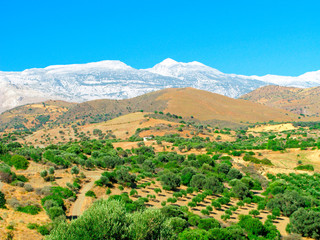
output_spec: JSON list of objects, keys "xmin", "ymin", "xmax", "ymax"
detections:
[{"xmin": 1, "ymin": 0, "xmax": 320, "ymax": 76}]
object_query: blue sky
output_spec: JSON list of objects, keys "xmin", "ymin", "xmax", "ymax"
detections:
[{"xmin": 0, "ymin": 0, "xmax": 320, "ymax": 76}]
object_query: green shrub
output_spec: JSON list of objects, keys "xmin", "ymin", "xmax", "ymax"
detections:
[
  {"xmin": 294, "ymin": 164, "xmax": 314, "ymax": 171},
  {"xmin": 27, "ymin": 223, "xmax": 39, "ymax": 230},
  {"xmin": 17, "ymin": 205, "xmax": 41, "ymax": 215},
  {"xmin": 85, "ymin": 191, "xmax": 96, "ymax": 198},
  {"xmin": 198, "ymin": 218, "xmax": 220, "ymax": 231},
  {"xmin": 48, "ymin": 206, "xmax": 65, "ymax": 220},
  {"xmin": 11, "ymin": 155, "xmax": 29, "ymax": 170},
  {"xmin": 0, "ymin": 191, "xmax": 6, "ymax": 208}
]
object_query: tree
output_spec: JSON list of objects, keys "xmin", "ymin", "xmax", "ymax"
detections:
[
  {"xmin": 142, "ymin": 160, "xmax": 155, "ymax": 173},
  {"xmin": 11, "ymin": 155, "xmax": 29, "ymax": 170},
  {"xmin": 168, "ymin": 217, "xmax": 188, "ymax": 235},
  {"xmin": 181, "ymin": 167, "xmax": 197, "ymax": 185},
  {"xmin": 238, "ymin": 215, "xmax": 265, "ymax": 236},
  {"xmin": 227, "ymin": 168, "xmax": 243, "ymax": 180},
  {"xmin": 221, "ymin": 214, "xmax": 231, "ymax": 222},
  {"xmin": 160, "ymin": 172, "xmax": 181, "ymax": 190},
  {"xmin": 130, "ymin": 189, "xmax": 138, "ymax": 196},
  {"xmin": 258, "ymin": 201, "xmax": 266, "ymax": 211},
  {"xmin": 115, "ymin": 167, "xmax": 136, "ymax": 186},
  {"xmin": 204, "ymin": 176, "xmax": 224, "ymax": 194},
  {"xmin": 71, "ymin": 166, "xmax": 79, "ymax": 176},
  {"xmin": 188, "ymin": 202, "xmax": 196, "ymax": 208},
  {"xmin": 40, "ymin": 170, "xmax": 48, "ymax": 178},
  {"xmin": 272, "ymin": 207, "xmax": 281, "ymax": 218},
  {"xmin": 211, "ymin": 201, "xmax": 221, "ymax": 209},
  {"xmin": 198, "ymin": 218, "xmax": 220, "ymax": 231},
  {"xmin": 179, "ymin": 229, "xmax": 209, "ymax": 240},
  {"xmin": 267, "ymin": 190, "xmax": 307, "ymax": 217},
  {"xmin": 48, "ymin": 167, "xmax": 55, "ymax": 175},
  {"xmin": 190, "ymin": 174, "xmax": 206, "ymax": 189},
  {"xmin": 47, "ymin": 199, "xmax": 175, "ymax": 240},
  {"xmin": 249, "ymin": 209, "xmax": 260, "ymax": 218},
  {"xmin": 48, "ymin": 206, "xmax": 65, "ymax": 220},
  {"xmin": 232, "ymin": 181, "xmax": 250, "ymax": 199},
  {"xmin": 290, "ymin": 208, "xmax": 320, "ymax": 239},
  {"xmin": 217, "ymin": 163, "xmax": 231, "ymax": 175},
  {"xmin": 0, "ymin": 143, "xmax": 7, "ymax": 155},
  {"xmin": 237, "ymin": 201, "xmax": 244, "ymax": 208}
]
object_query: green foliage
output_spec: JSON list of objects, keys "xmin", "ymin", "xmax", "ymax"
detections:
[
  {"xmin": 0, "ymin": 191, "xmax": 6, "ymax": 208},
  {"xmin": 160, "ymin": 171, "xmax": 181, "ymax": 190},
  {"xmin": 47, "ymin": 199, "xmax": 175, "ymax": 240},
  {"xmin": 232, "ymin": 180, "xmax": 250, "ymax": 199},
  {"xmin": 267, "ymin": 190, "xmax": 308, "ymax": 217},
  {"xmin": 179, "ymin": 228, "xmax": 209, "ymax": 240},
  {"xmin": 289, "ymin": 208, "xmax": 320, "ymax": 239},
  {"xmin": 198, "ymin": 218, "xmax": 220, "ymax": 231},
  {"xmin": 243, "ymin": 154, "xmax": 273, "ymax": 165},
  {"xmin": 294, "ymin": 164, "xmax": 314, "ymax": 171},
  {"xmin": 11, "ymin": 155, "xmax": 29, "ymax": 170},
  {"xmin": 238, "ymin": 215, "xmax": 265, "ymax": 236},
  {"xmin": 17, "ymin": 205, "xmax": 41, "ymax": 215},
  {"xmin": 48, "ymin": 206, "xmax": 65, "ymax": 220},
  {"xmin": 203, "ymin": 176, "xmax": 224, "ymax": 193},
  {"xmin": 85, "ymin": 191, "xmax": 96, "ymax": 198},
  {"xmin": 190, "ymin": 174, "xmax": 206, "ymax": 189}
]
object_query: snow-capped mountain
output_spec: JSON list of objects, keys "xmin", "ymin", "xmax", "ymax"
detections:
[
  {"xmin": 1, "ymin": 58, "xmax": 320, "ymax": 113},
  {"xmin": 254, "ymin": 70, "xmax": 320, "ymax": 88}
]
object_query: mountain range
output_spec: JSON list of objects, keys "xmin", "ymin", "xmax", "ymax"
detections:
[{"xmin": 1, "ymin": 58, "xmax": 320, "ymax": 113}]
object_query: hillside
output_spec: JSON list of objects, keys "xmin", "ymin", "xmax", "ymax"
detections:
[
  {"xmin": 53, "ymin": 87, "xmax": 299, "ymax": 128},
  {"xmin": 0, "ymin": 88, "xmax": 299, "ymax": 132},
  {"xmin": 0, "ymin": 100, "xmax": 75, "ymax": 131},
  {"xmin": 240, "ymin": 85, "xmax": 320, "ymax": 117}
]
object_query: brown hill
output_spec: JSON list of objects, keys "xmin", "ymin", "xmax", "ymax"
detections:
[
  {"xmin": 240, "ymin": 85, "xmax": 320, "ymax": 117},
  {"xmin": 0, "ymin": 87, "xmax": 299, "ymax": 131},
  {"xmin": 53, "ymin": 87, "xmax": 299, "ymax": 127},
  {"xmin": 0, "ymin": 100, "xmax": 75, "ymax": 131}
]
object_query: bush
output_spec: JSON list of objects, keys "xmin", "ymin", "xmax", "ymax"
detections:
[
  {"xmin": 294, "ymin": 164, "xmax": 314, "ymax": 171},
  {"xmin": 198, "ymin": 218, "xmax": 220, "ymax": 231},
  {"xmin": 47, "ymin": 199, "xmax": 174, "ymax": 240},
  {"xmin": 168, "ymin": 217, "xmax": 188, "ymax": 234},
  {"xmin": 190, "ymin": 174, "xmax": 206, "ymax": 189},
  {"xmin": 27, "ymin": 223, "xmax": 39, "ymax": 229},
  {"xmin": 179, "ymin": 228, "xmax": 209, "ymax": 240},
  {"xmin": 40, "ymin": 170, "xmax": 48, "ymax": 178},
  {"xmin": 11, "ymin": 155, "xmax": 29, "ymax": 170},
  {"xmin": 160, "ymin": 172, "xmax": 181, "ymax": 190},
  {"xmin": 48, "ymin": 206, "xmax": 65, "ymax": 220},
  {"xmin": 37, "ymin": 225, "xmax": 51, "ymax": 236},
  {"xmin": 85, "ymin": 191, "xmax": 96, "ymax": 198},
  {"xmin": 0, "ymin": 191, "xmax": 6, "ymax": 208},
  {"xmin": 238, "ymin": 215, "xmax": 265, "ymax": 236},
  {"xmin": 289, "ymin": 208, "xmax": 320, "ymax": 239},
  {"xmin": 204, "ymin": 176, "xmax": 224, "ymax": 193},
  {"xmin": 232, "ymin": 180, "xmax": 250, "ymax": 199},
  {"xmin": 24, "ymin": 184, "xmax": 34, "ymax": 192},
  {"xmin": 17, "ymin": 205, "xmax": 41, "ymax": 215}
]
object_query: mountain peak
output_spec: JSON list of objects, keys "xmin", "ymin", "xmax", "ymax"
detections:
[
  {"xmin": 158, "ymin": 58, "xmax": 179, "ymax": 66},
  {"xmin": 42, "ymin": 60, "xmax": 132, "ymax": 72}
]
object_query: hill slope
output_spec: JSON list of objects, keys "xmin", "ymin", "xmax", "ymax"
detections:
[
  {"xmin": 0, "ymin": 87, "xmax": 299, "ymax": 132},
  {"xmin": 55, "ymin": 88, "xmax": 298, "ymax": 127},
  {"xmin": 240, "ymin": 85, "xmax": 320, "ymax": 117}
]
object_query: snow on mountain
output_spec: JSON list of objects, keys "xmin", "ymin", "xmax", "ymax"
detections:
[
  {"xmin": 1, "ymin": 59, "xmax": 320, "ymax": 114},
  {"xmin": 255, "ymin": 70, "xmax": 320, "ymax": 88},
  {"xmin": 146, "ymin": 58, "xmax": 267, "ymax": 98}
]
